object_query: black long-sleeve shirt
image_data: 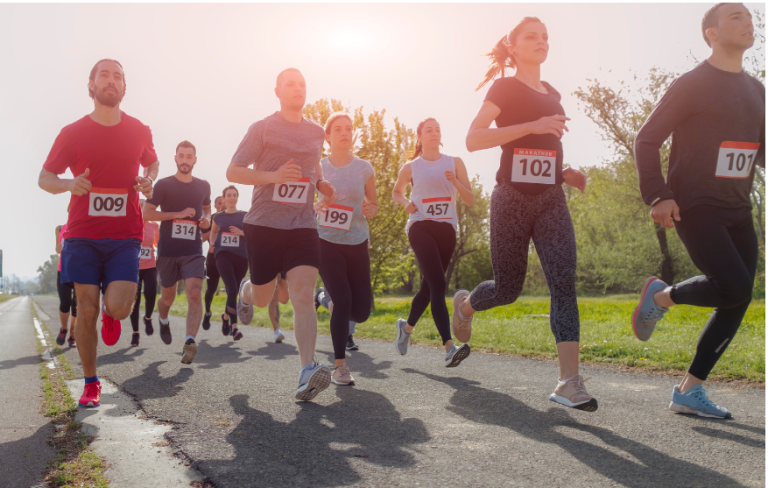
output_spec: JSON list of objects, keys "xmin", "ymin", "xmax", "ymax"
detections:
[{"xmin": 635, "ymin": 61, "xmax": 765, "ymax": 212}]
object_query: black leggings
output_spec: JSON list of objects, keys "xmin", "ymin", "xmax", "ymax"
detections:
[
  {"xmin": 216, "ymin": 252, "xmax": 249, "ymax": 326},
  {"xmin": 319, "ymin": 239, "xmax": 372, "ymax": 360},
  {"xmin": 205, "ymin": 251, "xmax": 220, "ymax": 314},
  {"xmin": 407, "ymin": 221, "xmax": 456, "ymax": 345},
  {"xmin": 130, "ymin": 267, "xmax": 158, "ymax": 332},
  {"xmin": 56, "ymin": 271, "xmax": 77, "ymax": 317},
  {"xmin": 670, "ymin": 205, "xmax": 758, "ymax": 381}
]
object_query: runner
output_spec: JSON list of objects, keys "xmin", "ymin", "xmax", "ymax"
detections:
[
  {"xmin": 227, "ymin": 68, "xmax": 337, "ymax": 401},
  {"xmin": 38, "ymin": 58, "xmax": 159, "ymax": 407},
  {"xmin": 202, "ymin": 195, "xmax": 225, "ymax": 331},
  {"xmin": 55, "ymin": 216, "xmax": 77, "ymax": 348},
  {"xmin": 314, "ymin": 287, "xmax": 358, "ymax": 351},
  {"xmin": 392, "ymin": 118, "xmax": 475, "ymax": 367},
  {"xmin": 314, "ymin": 112, "xmax": 378, "ymax": 385},
  {"xmin": 452, "ymin": 18, "xmax": 597, "ymax": 411},
  {"xmin": 208, "ymin": 186, "xmax": 248, "ymax": 341},
  {"xmin": 128, "ymin": 199, "xmax": 159, "ymax": 347},
  {"xmin": 144, "ymin": 140, "xmax": 212, "ymax": 364},
  {"xmin": 268, "ymin": 276, "xmax": 289, "ymax": 343},
  {"xmin": 633, "ymin": 3, "xmax": 763, "ymax": 419}
]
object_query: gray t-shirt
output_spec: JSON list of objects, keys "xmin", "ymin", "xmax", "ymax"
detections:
[
  {"xmin": 318, "ymin": 156, "xmax": 375, "ymax": 245},
  {"xmin": 231, "ymin": 112, "xmax": 325, "ymax": 230}
]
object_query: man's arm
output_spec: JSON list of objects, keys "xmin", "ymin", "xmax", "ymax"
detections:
[
  {"xmin": 39, "ymin": 168, "xmax": 91, "ymax": 196},
  {"xmin": 143, "ymin": 202, "xmax": 193, "ymax": 222}
]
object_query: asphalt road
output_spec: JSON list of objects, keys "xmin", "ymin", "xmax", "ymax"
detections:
[{"xmin": 31, "ymin": 295, "xmax": 766, "ymax": 487}]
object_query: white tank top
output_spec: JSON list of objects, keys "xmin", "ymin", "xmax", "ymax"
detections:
[{"xmin": 406, "ymin": 154, "xmax": 458, "ymax": 232}]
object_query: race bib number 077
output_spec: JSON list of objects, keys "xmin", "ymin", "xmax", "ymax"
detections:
[
  {"xmin": 273, "ymin": 177, "xmax": 310, "ymax": 205},
  {"xmin": 172, "ymin": 219, "xmax": 197, "ymax": 240},
  {"xmin": 88, "ymin": 188, "xmax": 128, "ymax": 217},
  {"xmin": 511, "ymin": 149, "xmax": 556, "ymax": 184},
  {"xmin": 716, "ymin": 142, "xmax": 760, "ymax": 179}
]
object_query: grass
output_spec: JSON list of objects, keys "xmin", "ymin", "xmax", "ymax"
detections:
[
  {"xmin": 171, "ymin": 293, "xmax": 765, "ymax": 382},
  {"xmin": 0, "ymin": 294, "xmax": 17, "ymax": 304}
]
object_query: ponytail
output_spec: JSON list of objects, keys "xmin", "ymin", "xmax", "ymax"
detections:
[
  {"xmin": 409, "ymin": 118, "xmax": 438, "ymax": 161},
  {"xmin": 475, "ymin": 17, "xmax": 543, "ymax": 91}
]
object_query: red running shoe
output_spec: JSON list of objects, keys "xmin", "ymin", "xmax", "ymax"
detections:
[
  {"xmin": 56, "ymin": 328, "xmax": 67, "ymax": 346},
  {"xmin": 101, "ymin": 304, "xmax": 121, "ymax": 346},
  {"xmin": 79, "ymin": 381, "xmax": 101, "ymax": 407}
]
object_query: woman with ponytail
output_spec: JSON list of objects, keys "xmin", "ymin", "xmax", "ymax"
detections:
[
  {"xmin": 452, "ymin": 18, "xmax": 597, "ymax": 412},
  {"xmin": 392, "ymin": 118, "xmax": 475, "ymax": 367}
]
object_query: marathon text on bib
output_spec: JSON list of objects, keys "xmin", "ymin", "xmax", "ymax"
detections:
[
  {"xmin": 221, "ymin": 232, "xmax": 240, "ymax": 247},
  {"xmin": 172, "ymin": 219, "xmax": 197, "ymax": 240},
  {"xmin": 319, "ymin": 204, "xmax": 353, "ymax": 231},
  {"xmin": 422, "ymin": 197, "xmax": 455, "ymax": 221},
  {"xmin": 273, "ymin": 177, "xmax": 311, "ymax": 205},
  {"xmin": 716, "ymin": 142, "xmax": 760, "ymax": 179},
  {"xmin": 140, "ymin": 247, "xmax": 153, "ymax": 260},
  {"xmin": 511, "ymin": 149, "xmax": 556, "ymax": 185},
  {"xmin": 88, "ymin": 188, "xmax": 128, "ymax": 217}
]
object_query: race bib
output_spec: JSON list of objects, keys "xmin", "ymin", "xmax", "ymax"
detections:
[
  {"xmin": 221, "ymin": 232, "xmax": 240, "ymax": 247},
  {"xmin": 139, "ymin": 247, "xmax": 153, "ymax": 260},
  {"xmin": 272, "ymin": 177, "xmax": 310, "ymax": 205},
  {"xmin": 172, "ymin": 219, "xmax": 197, "ymax": 240},
  {"xmin": 716, "ymin": 142, "xmax": 760, "ymax": 179},
  {"xmin": 319, "ymin": 204, "xmax": 353, "ymax": 231},
  {"xmin": 422, "ymin": 197, "xmax": 455, "ymax": 220},
  {"xmin": 511, "ymin": 149, "xmax": 556, "ymax": 184},
  {"xmin": 88, "ymin": 188, "xmax": 128, "ymax": 217}
]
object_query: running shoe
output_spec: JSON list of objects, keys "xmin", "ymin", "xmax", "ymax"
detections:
[
  {"xmin": 274, "ymin": 329, "xmax": 285, "ymax": 343},
  {"xmin": 395, "ymin": 318, "xmax": 411, "ymax": 355},
  {"xmin": 202, "ymin": 312, "xmax": 211, "ymax": 331},
  {"xmin": 314, "ymin": 287, "xmax": 324, "ymax": 311},
  {"xmin": 295, "ymin": 360, "xmax": 331, "ymax": 402},
  {"xmin": 232, "ymin": 328, "xmax": 243, "ymax": 341},
  {"xmin": 445, "ymin": 343, "xmax": 470, "ymax": 368},
  {"xmin": 79, "ymin": 381, "xmax": 101, "ymax": 408},
  {"xmin": 181, "ymin": 338, "xmax": 197, "ymax": 364},
  {"xmin": 130, "ymin": 332, "xmax": 140, "ymax": 347},
  {"xmin": 669, "ymin": 384, "xmax": 732, "ymax": 419},
  {"xmin": 331, "ymin": 362, "xmax": 355, "ymax": 386},
  {"xmin": 221, "ymin": 314, "xmax": 231, "ymax": 336},
  {"xmin": 56, "ymin": 328, "xmax": 67, "ymax": 346},
  {"xmin": 159, "ymin": 318, "xmax": 172, "ymax": 345},
  {"xmin": 101, "ymin": 305, "xmax": 121, "ymax": 346},
  {"xmin": 143, "ymin": 316, "xmax": 154, "ymax": 336},
  {"xmin": 451, "ymin": 290, "xmax": 472, "ymax": 343},
  {"xmin": 68, "ymin": 336, "xmax": 76, "ymax": 348},
  {"xmin": 632, "ymin": 277, "xmax": 669, "ymax": 341},
  {"xmin": 549, "ymin": 375, "xmax": 598, "ymax": 412},
  {"xmin": 237, "ymin": 279, "xmax": 254, "ymax": 325},
  {"xmin": 346, "ymin": 335, "xmax": 359, "ymax": 351}
]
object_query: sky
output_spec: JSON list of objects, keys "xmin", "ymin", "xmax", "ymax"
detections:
[{"xmin": 0, "ymin": 2, "xmax": 764, "ymax": 280}]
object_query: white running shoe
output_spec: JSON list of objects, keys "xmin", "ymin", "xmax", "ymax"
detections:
[{"xmin": 274, "ymin": 328, "xmax": 285, "ymax": 343}]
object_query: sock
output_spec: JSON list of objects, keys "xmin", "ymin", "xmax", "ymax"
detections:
[
  {"xmin": 185, "ymin": 335, "xmax": 195, "ymax": 342},
  {"xmin": 85, "ymin": 375, "xmax": 99, "ymax": 384},
  {"xmin": 458, "ymin": 308, "xmax": 471, "ymax": 320},
  {"xmin": 559, "ymin": 374, "xmax": 579, "ymax": 384},
  {"xmin": 348, "ymin": 321, "xmax": 356, "ymax": 335},
  {"xmin": 159, "ymin": 317, "xmax": 169, "ymax": 325},
  {"xmin": 320, "ymin": 293, "xmax": 333, "ymax": 310}
]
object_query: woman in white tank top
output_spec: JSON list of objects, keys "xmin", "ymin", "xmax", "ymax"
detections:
[{"xmin": 391, "ymin": 118, "xmax": 476, "ymax": 367}]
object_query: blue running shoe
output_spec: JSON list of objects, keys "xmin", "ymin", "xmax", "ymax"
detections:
[
  {"xmin": 295, "ymin": 359, "xmax": 331, "ymax": 402},
  {"xmin": 632, "ymin": 277, "xmax": 669, "ymax": 341},
  {"xmin": 669, "ymin": 384, "xmax": 732, "ymax": 419},
  {"xmin": 395, "ymin": 318, "xmax": 411, "ymax": 355}
]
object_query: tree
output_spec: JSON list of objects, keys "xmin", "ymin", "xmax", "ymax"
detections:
[
  {"xmin": 37, "ymin": 254, "xmax": 58, "ymax": 294},
  {"xmin": 446, "ymin": 175, "xmax": 491, "ymax": 289}
]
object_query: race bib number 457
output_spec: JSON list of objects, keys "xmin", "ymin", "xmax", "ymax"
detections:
[
  {"xmin": 273, "ymin": 177, "xmax": 310, "ymax": 204},
  {"xmin": 88, "ymin": 188, "xmax": 128, "ymax": 217},
  {"xmin": 511, "ymin": 149, "xmax": 556, "ymax": 184},
  {"xmin": 172, "ymin": 219, "xmax": 197, "ymax": 240},
  {"xmin": 716, "ymin": 142, "xmax": 760, "ymax": 179},
  {"xmin": 423, "ymin": 197, "xmax": 455, "ymax": 220}
]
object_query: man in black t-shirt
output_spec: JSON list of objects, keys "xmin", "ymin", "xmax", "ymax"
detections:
[
  {"xmin": 632, "ymin": 3, "xmax": 764, "ymax": 419},
  {"xmin": 145, "ymin": 140, "xmax": 212, "ymax": 364}
]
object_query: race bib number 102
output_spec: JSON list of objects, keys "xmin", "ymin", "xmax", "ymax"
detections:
[
  {"xmin": 716, "ymin": 142, "xmax": 760, "ymax": 179},
  {"xmin": 88, "ymin": 188, "xmax": 128, "ymax": 217},
  {"xmin": 273, "ymin": 177, "xmax": 311, "ymax": 204},
  {"xmin": 511, "ymin": 149, "xmax": 556, "ymax": 184}
]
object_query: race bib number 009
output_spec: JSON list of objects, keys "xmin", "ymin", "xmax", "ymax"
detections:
[
  {"xmin": 88, "ymin": 188, "xmax": 128, "ymax": 217},
  {"xmin": 221, "ymin": 232, "xmax": 240, "ymax": 247},
  {"xmin": 172, "ymin": 219, "xmax": 197, "ymax": 240},
  {"xmin": 140, "ymin": 247, "xmax": 152, "ymax": 260},
  {"xmin": 422, "ymin": 197, "xmax": 454, "ymax": 220},
  {"xmin": 319, "ymin": 204, "xmax": 353, "ymax": 231},
  {"xmin": 273, "ymin": 177, "xmax": 310, "ymax": 205},
  {"xmin": 716, "ymin": 142, "xmax": 760, "ymax": 179},
  {"xmin": 511, "ymin": 149, "xmax": 556, "ymax": 184}
]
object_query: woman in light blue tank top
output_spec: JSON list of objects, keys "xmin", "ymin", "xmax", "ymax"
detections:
[{"xmin": 391, "ymin": 118, "xmax": 476, "ymax": 367}]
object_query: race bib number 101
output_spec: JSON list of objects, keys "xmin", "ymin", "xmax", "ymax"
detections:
[
  {"xmin": 716, "ymin": 142, "xmax": 760, "ymax": 179},
  {"xmin": 273, "ymin": 177, "xmax": 311, "ymax": 204},
  {"xmin": 511, "ymin": 149, "xmax": 556, "ymax": 184},
  {"xmin": 172, "ymin": 219, "xmax": 197, "ymax": 240},
  {"xmin": 88, "ymin": 188, "xmax": 128, "ymax": 217}
]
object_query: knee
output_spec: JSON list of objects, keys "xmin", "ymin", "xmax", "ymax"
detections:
[
  {"xmin": 291, "ymin": 283, "xmax": 315, "ymax": 306},
  {"xmin": 78, "ymin": 304, "xmax": 99, "ymax": 325},
  {"xmin": 717, "ymin": 277, "xmax": 753, "ymax": 308},
  {"xmin": 352, "ymin": 304, "xmax": 371, "ymax": 324},
  {"xmin": 106, "ymin": 299, "xmax": 133, "ymax": 320}
]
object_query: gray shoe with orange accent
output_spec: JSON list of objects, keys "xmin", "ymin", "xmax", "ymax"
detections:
[
  {"xmin": 295, "ymin": 360, "xmax": 331, "ymax": 402},
  {"xmin": 444, "ymin": 343, "xmax": 470, "ymax": 368},
  {"xmin": 451, "ymin": 290, "xmax": 472, "ymax": 343},
  {"xmin": 549, "ymin": 375, "xmax": 598, "ymax": 412},
  {"xmin": 632, "ymin": 277, "xmax": 669, "ymax": 341}
]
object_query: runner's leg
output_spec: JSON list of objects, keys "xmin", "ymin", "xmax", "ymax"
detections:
[
  {"xmin": 184, "ymin": 277, "xmax": 203, "ymax": 339},
  {"xmin": 158, "ymin": 284, "xmax": 177, "ymax": 321},
  {"xmin": 286, "ymin": 265, "xmax": 320, "ymax": 368},
  {"xmin": 204, "ymin": 252, "xmax": 219, "ymax": 316},
  {"xmin": 73, "ymin": 284, "xmax": 101, "ymax": 378},
  {"xmin": 319, "ymin": 240, "xmax": 353, "ymax": 361},
  {"xmin": 143, "ymin": 268, "xmax": 158, "ymax": 319},
  {"xmin": 130, "ymin": 270, "xmax": 144, "ymax": 332}
]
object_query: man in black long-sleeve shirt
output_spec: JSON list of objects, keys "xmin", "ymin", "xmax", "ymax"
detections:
[{"xmin": 632, "ymin": 3, "xmax": 764, "ymax": 419}]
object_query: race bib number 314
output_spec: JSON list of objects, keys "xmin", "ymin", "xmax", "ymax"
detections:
[
  {"xmin": 88, "ymin": 188, "xmax": 128, "ymax": 217},
  {"xmin": 511, "ymin": 149, "xmax": 556, "ymax": 184},
  {"xmin": 273, "ymin": 177, "xmax": 310, "ymax": 204},
  {"xmin": 716, "ymin": 142, "xmax": 760, "ymax": 179},
  {"xmin": 172, "ymin": 220, "xmax": 197, "ymax": 240}
]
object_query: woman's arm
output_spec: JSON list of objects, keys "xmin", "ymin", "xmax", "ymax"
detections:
[
  {"xmin": 448, "ymin": 158, "xmax": 475, "ymax": 206},
  {"xmin": 362, "ymin": 174, "xmax": 379, "ymax": 218},
  {"xmin": 392, "ymin": 163, "xmax": 417, "ymax": 213}
]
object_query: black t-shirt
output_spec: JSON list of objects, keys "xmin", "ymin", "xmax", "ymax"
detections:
[
  {"xmin": 147, "ymin": 175, "xmax": 212, "ymax": 257},
  {"xmin": 635, "ymin": 61, "xmax": 765, "ymax": 212},
  {"xmin": 213, "ymin": 210, "xmax": 247, "ymax": 260},
  {"xmin": 485, "ymin": 77, "xmax": 565, "ymax": 195}
]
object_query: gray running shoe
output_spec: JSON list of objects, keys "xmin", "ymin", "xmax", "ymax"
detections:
[
  {"xmin": 274, "ymin": 328, "xmax": 285, "ymax": 343},
  {"xmin": 395, "ymin": 318, "xmax": 411, "ymax": 355},
  {"xmin": 445, "ymin": 343, "xmax": 470, "ymax": 368},
  {"xmin": 181, "ymin": 338, "xmax": 197, "ymax": 364},
  {"xmin": 451, "ymin": 290, "xmax": 472, "ymax": 343},
  {"xmin": 632, "ymin": 277, "xmax": 669, "ymax": 341},
  {"xmin": 295, "ymin": 359, "xmax": 331, "ymax": 402},
  {"xmin": 159, "ymin": 319, "xmax": 172, "ymax": 345},
  {"xmin": 237, "ymin": 278, "xmax": 254, "ymax": 326},
  {"xmin": 669, "ymin": 384, "xmax": 732, "ymax": 419}
]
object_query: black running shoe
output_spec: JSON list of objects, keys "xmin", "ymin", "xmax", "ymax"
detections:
[
  {"xmin": 314, "ymin": 287, "xmax": 324, "ymax": 311},
  {"xmin": 232, "ymin": 328, "xmax": 243, "ymax": 341},
  {"xmin": 202, "ymin": 312, "xmax": 211, "ymax": 331},
  {"xmin": 346, "ymin": 335, "xmax": 359, "ymax": 351},
  {"xmin": 143, "ymin": 316, "xmax": 154, "ymax": 336},
  {"xmin": 159, "ymin": 319, "xmax": 172, "ymax": 345},
  {"xmin": 68, "ymin": 336, "xmax": 76, "ymax": 348},
  {"xmin": 130, "ymin": 332, "xmax": 140, "ymax": 347},
  {"xmin": 56, "ymin": 328, "xmax": 67, "ymax": 346},
  {"xmin": 221, "ymin": 314, "xmax": 231, "ymax": 336}
]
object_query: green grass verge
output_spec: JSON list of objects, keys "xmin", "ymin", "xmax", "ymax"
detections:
[
  {"xmin": 0, "ymin": 294, "xmax": 18, "ymax": 304},
  {"xmin": 171, "ymin": 294, "xmax": 765, "ymax": 382}
]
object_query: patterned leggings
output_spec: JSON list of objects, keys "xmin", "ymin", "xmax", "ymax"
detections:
[{"xmin": 469, "ymin": 184, "xmax": 580, "ymax": 343}]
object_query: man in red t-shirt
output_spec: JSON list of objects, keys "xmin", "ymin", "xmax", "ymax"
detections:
[{"xmin": 38, "ymin": 59, "xmax": 159, "ymax": 409}]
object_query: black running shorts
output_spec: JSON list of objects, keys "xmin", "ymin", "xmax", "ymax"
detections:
[{"xmin": 243, "ymin": 224, "xmax": 320, "ymax": 286}]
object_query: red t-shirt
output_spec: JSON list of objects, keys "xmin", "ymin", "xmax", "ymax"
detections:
[{"xmin": 43, "ymin": 112, "xmax": 157, "ymax": 240}]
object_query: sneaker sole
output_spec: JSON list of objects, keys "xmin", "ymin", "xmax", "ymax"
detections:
[
  {"xmin": 238, "ymin": 281, "xmax": 255, "ymax": 325},
  {"xmin": 445, "ymin": 344, "xmax": 470, "ymax": 368},
  {"xmin": 331, "ymin": 377, "xmax": 355, "ymax": 386},
  {"xmin": 346, "ymin": 345, "xmax": 359, "ymax": 351},
  {"xmin": 669, "ymin": 401, "xmax": 730, "ymax": 419},
  {"xmin": 549, "ymin": 394, "xmax": 599, "ymax": 412},
  {"xmin": 451, "ymin": 290, "xmax": 471, "ymax": 344},
  {"xmin": 275, "ymin": 333, "xmax": 285, "ymax": 343},
  {"xmin": 181, "ymin": 345, "xmax": 198, "ymax": 364},
  {"xmin": 632, "ymin": 277, "xmax": 660, "ymax": 341},
  {"xmin": 78, "ymin": 401, "xmax": 100, "ymax": 408},
  {"xmin": 395, "ymin": 320, "xmax": 408, "ymax": 355},
  {"xmin": 295, "ymin": 367, "xmax": 331, "ymax": 402},
  {"xmin": 233, "ymin": 332, "xmax": 243, "ymax": 341}
]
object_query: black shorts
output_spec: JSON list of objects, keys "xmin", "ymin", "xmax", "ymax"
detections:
[{"xmin": 244, "ymin": 224, "xmax": 320, "ymax": 286}]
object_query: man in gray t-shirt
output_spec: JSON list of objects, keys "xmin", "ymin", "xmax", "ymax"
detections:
[{"xmin": 226, "ymin": 68, "xmax": 336, "ymax": 402}]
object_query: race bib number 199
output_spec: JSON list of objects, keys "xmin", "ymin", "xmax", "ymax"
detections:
[
  {"xmin": 422, "ymin": 197, "xmax": 454, "ymax": 220},
  {"xmin": 319, "ymin": 204, "xmax": 353, "ymax": 231},
  {"xmin": 511, "ymin": 149, "xmax": 556, "ymax": 184},
  {"xmin": 172, "ymin": 220, "xmax": 197, "ymax": 240},
  {"xmin": 716, "ymin": 142, "xmax": 760, "ymax": 179},
  {"xmin": 273, "ymin": 177, "xmax": 311, "ymax": 204},
  {"xmin": 88, "ymin": 188, "xmax": 128, "ymax": 217}
]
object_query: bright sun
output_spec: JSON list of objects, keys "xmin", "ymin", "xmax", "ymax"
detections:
[{"xmin": 327, "ymin": 28, "xmax": 372, "ymax": 52}]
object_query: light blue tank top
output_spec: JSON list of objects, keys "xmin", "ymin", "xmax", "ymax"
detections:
[
  {"xmin": 406, "ymin": 154, "xmax": 457, "ymax": 232},
  {"xmin": 318, "ymin": 156, "xmax": 375, "ymax": 245}
]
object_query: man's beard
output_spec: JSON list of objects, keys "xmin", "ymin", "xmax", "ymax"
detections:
[
  {"xmin": 177, "ymin": 164, "xmax": 192, "ymax": 175},
  {"xmin": 94, "ymin": 86, "xmax": 124, "ymax": 107}
]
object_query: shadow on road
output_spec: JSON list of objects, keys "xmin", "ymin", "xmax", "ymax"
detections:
[
  {"xmin": 248, "ymin": 341, "xmax": 298, "ymax": 361},
  {"xmin": 0, "ymin": 423, "xmax": 54, "ymax": 488},
  {"xmin": 404, "ymin": 368, "xmax": 747, "ymax": 488},
  {"xmin": 0, "ymin": 354, "xmax": 41, "ymax": 371},
  {"xmin": 120, "ymin": 361, "xmax": 194, "ymax": 401},
  {"xmin": 97, "ymin": 347, "xmax": 145, "ymax": 366},
  {"xmin": 316, "ymin": 349, "xmax": 393, "ymax": 380},
  {"xmin": 192, "ymin": 340, "xmax": 252, "ymax": 369}
]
